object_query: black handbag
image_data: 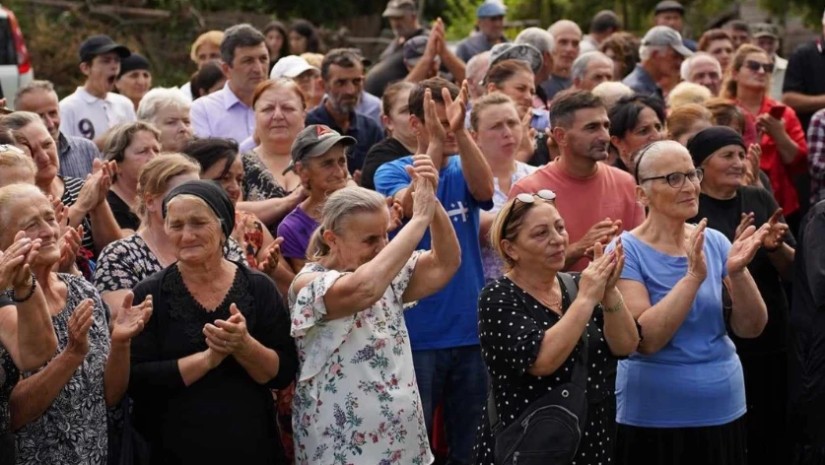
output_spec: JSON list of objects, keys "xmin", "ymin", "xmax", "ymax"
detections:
[{"xmin": 488, "ymin": 272, "xmax": 589, "ymax": 465}]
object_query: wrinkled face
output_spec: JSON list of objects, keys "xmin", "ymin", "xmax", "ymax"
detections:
[
  {"xmin": 612, "ymin": 106, "xmax": 663, "ymax": 169},
  {"xmin": 701, "ymin": 144, "xmax": 746, "ymax": 191},
  {"xmin": 165, "ymin": 196, "xmax": 225, "ymax": 264},
  {"xmin": 552, "ymin": 27, "xmax": 582, "ymax": 71},
  {"xmin": 195, "ymin": 43, "xmax": 221, "ymax": 69},
  {"xmin": 559, "ymin": 107, "xmax": 611, "ymax": 162},
  {"xmin": 328, "ymin": 209, "xmax": 390, "ymax": 270},
  {"xmin": 706, "ymin": 39, "xmax": 733, "ymax": 70},
  {"xmin": 116, "ymin": 69, "xmax": 152, "ymax": 103},
  {"xmin": 296, "ymin": 145, "xmax": 349, "ymax": 194},
  {"xmin": 734, "ymin": 51, "xmax": 771, "ymax": 92},
  {"xmin": 638, "ymin": 147, "xmax": 700, "ymax": 219},
  {"xmin": 495, "ymin": 70, "xmax": 535, "ymax": 118},
  {"xmin": 203, "ymin": 156, "xmax": 244, "ymax": 205},
  {"xmin": 153, "ymin": 105, "xmax": 193, "ymax": 152},
  {"xmin": 325, "ymin": 64, "xmax": 364, "ymax": 115},
  {"xmin": 475, "ymin": 102, "xmax": 523, "ymax": 162},
  {"xmin": 265, "ymin": 29, "xmax": 285, "ymax": 58},
  {"xmin": 2, "ymin": 191, "xmax": 60, "ymax": 266},
  {"xmin": 655, "ymin": 11, "xmax": 683, "ymax": 31},
  {"xmin": 83, "ymin": 52, "xmax": 122, "ymax": 92},
  {"xmin": 755, "ymin": 36, "xmax": 778, "ymax": 56},
  {"xmin": 478, "ymin": 16, "xmax": 505, "ymax": 40},
  {"xmin": 118, "ymin": 130, "xmax": 160, "ymax": 184},
  {"xmin": 15, "ymin": 89, "xmax": 61, "ymax": 141},
  {"xmin": 688, "ymin": 58, "xmax": 722, "ymax": 95},
  {"xmin": 18, "ymin": 121, "xmax": 59, "ymax": 184},
  {"xmin": 227, "ymin": 43, "xmax": 269, "ymax": 95},
  {"xmin": 659, "ymin": 47, "xmax": 685, "ymax": 78},
  {"xmin": 504, "ymin": 202, "xmax": 569, "ymax": 272},
  {"xmin": 294, "ymin": 69, "xmax": 320, "ymax": 104},
  {"xmin": 289, "ymin": 32, "xmax": 308, "ymax": 55},
  {"xmin": 383, "ymin": 87, "xmax": 415, "ymax": 145},
  {"xmin": 388, "ymin": 13, "xmax": 418, "ymax": 38},
  {"xmin": 254, "ymin": 86, "xmax": 306, "ymax": 145},
  {"xmin": 579, "ymin": 57, "xmax": 614, "ymax": 91}
]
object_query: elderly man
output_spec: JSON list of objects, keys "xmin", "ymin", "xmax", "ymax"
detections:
[
  {"xmin": 571, "ymin": 51, "xmax": 614, "ymax": 91},
  {"xmin": 623, "ymin": 26, "xmax": 693, "ymax": 101},
  {"xmin": 364, "ymin": 0, "xmax": 428, "ymax": 96},
  {"xmin": 514, "ymin": 26, "xmax": 555, "ymax": 106},
  {"xmin": 456, "ymin": 0, "xmax": 508, "ymax": 62},
  {"xmin": 653, "ymin": 0, "xmax": 697, "ymax": 51},
  {"xmin": 680, "ymin": 52, "xmax": 722, "ymax": 96},
  {"xmin": 541, "ymin": 19, "xmax": 582, "ymax": 99},
  {"xmin": 750, "ymin": 23, "xmax": 787, "ymax": 101},
  {"xmin": 465, "ymin": 51, "xmax": 491, "ymax": 101},
  {"xmin": 582, "ymin": 10, "xmax": 622, "ymax": 53}
]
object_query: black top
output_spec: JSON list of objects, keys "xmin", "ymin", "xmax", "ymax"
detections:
[
  {"xmin": 0, "ymin": 296, "xmax": 17, "ymax": 446},
  {"xmin": 305, "ymin": 104, "xmax": 385, "ymax": 176},
  {"xmin": 691, "ymin": 185, "xmax": 795, "ymax": 355},
  {"xmin": 107, "ymin": 190, "xmax": 140, "ymax": 231},
  {"xmin": 783, "ymin": 36, "xmax": 825, "ymax": 131},
  {"xmin": 360, "ymin": 137, "xmax": 410, "ymax": 190},
  {"xmin": 129, "ymin": 262, "xmax": 298, "ymax": 465}
]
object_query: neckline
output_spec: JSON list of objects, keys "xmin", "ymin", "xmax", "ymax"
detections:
[
  {"xmin": 623, "ymin": 231, "xmax": 688, "ymax": 260},
  {"xmin": 175, "ymin": 262, "xmax": 241, "ymax": 313}
]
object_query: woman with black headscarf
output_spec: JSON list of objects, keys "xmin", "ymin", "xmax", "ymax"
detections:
[
  {"xmin": 128, "ymin": 180, "xmax": 298, "ymax": 465},
  {"xmin": 688, "ymin": 126, "xmax": 795, "ymax": 465}
]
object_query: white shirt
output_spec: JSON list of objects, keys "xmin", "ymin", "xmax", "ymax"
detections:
[
  {"xmin": 769, "ymin": 55, "xmax": 788, "ymax": 102},
  {"xmin": 59, "ymin": 87, "xmax": 136, "ymax": 141}
]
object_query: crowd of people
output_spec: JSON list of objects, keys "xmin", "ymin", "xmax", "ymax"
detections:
[{"xmin": 1, "ymin": 0, "xmax": 825, "ymax": 464}]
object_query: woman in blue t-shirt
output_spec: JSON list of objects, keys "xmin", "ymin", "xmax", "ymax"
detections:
[{"xmin": 613, "ymin": 140, "xmax": 768, "ymax": 465}]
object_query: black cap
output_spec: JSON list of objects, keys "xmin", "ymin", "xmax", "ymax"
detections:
[
  {"xmin": 78, "ymin": 35, "xmax": 131, "ymax": 63},
  {"xmin": 118, "ymin": 53, "xmax": 150, "ymax": 78},
  {"xmin": 654, "ymin": 0, "xmax": 685, "ymax": 15}
]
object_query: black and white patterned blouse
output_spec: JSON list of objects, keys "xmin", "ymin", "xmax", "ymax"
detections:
[
  {"xmin": 0, "ymin": 297, "xmax": 18, "ymax": 455},
  {"xmin": 12, "ymin": 274, "xmax": 110, "ymax": 465},
  {"xmin": 241, "ymin": 151, "xmax": 288, "ymax": 202},
  {"xmin": 94, "ymin": 234, "xmax": 246, "ymax": 294},
  {"xmin": 60, "ymin": 176, "xmax": 95, "ymax": 253}
]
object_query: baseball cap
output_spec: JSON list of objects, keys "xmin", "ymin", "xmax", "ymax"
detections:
[
  {"xmin": 383, "ymin": 0, "xmax": 417, "ymax": 18},
  {"xmin": 270, "ymin": 55, "xmax": 319, "ymax": 79},
  {"xmin": 403, "ymin": 35, "xmax": 429, "ymax": 66},
  {"xmin": 490, "ymin": 43, "xmax": 543, "ymax": 74},
  {"xmin": 642, "ymin": 26, "xmax": 693, "ymax": 58},
  {"xmin": 78, "ymin": 35, "xmax": 131, "ymax": 63},
  {"xmin": 477, "ymin": 0, "xmax": 506, "ymax": 18},
  {"xmin": 654, "ymin": 0, "xmax": 685, "ymax": 15},
  {"xmin": 750, "ymin": 23, "xmax": 778, "ymax": 39},
  {"xmin": 285, "ymin": 125, "xmax": 356, "ymax": 174}
]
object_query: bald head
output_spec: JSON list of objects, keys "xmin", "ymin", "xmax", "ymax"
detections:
[{"xmin": 547, "ymin": 20, "xmax": 582, "ymax": 77}]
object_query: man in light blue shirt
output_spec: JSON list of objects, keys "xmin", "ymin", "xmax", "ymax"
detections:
[{"xmin": 190, "ymin": 24, "xmax": 268, "ymax": 143}]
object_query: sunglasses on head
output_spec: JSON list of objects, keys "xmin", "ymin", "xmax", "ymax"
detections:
[
  {"xmin": 743, "ymin": 60, "xmax": 774, "ymax": 73},
  {"xmin": 501, "ymin": 189, "xmax": 557, "ymax": 231}
]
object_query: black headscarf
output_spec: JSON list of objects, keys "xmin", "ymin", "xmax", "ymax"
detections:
[
  {"xmin": 162, "ymin": 180, "xmax": 235, "ymax": 238},
  {"xmin": 686, "ymin": 126, "xmax": 746, "ymax": 167}
]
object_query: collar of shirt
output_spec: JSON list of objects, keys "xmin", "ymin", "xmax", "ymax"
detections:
[
  {"xmin": 57, "ymin": 131, "xmax": 70, "ymax": 155},
  {"xmin": 76, "ymin": 87, "xmax": 114, "ymax": 105},
  {"xmin": 312, "ymin": 99, "xmax": 359, "ymax": 135},
  {"xmin": 221, "ymin": 82, "xmax": 250, "ymax": 111}
]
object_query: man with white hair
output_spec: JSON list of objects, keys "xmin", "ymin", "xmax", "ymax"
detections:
[
  {"xmin": 680, "ymin": 52, "xmax": 722, "ymax": 96},
  {"xmin": 782, "ymin": 7, "xmax": 825, "ymax": 131},
  {"xmin": 623, "ymin": 25, "xmax": 693, "ymax": 101},
  {"xmin": 571, "ymin": 51, "xmax": 614, "ymax": 91},
  {"xmin": 514, "ymin": 26, "xmax": 555, "ymax": 106},
  {"xmin": 542, "ymin": 19, "xmax": 582, "ymax": 99}
]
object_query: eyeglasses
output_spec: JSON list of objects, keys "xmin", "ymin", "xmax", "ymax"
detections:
[
  {"xmin": 743, "ymin": 60, "xmax": 774, "ymax": 73},
  {"xmin": 501, "ymin": 189, "xmax": 557, "ymax": 231},
  {"xmin": 639, "ymin": 168, "xmax": 704, "ymax": 188},
  {"xmin": 0, "ymin": 144, "xmax": 25, "ymax": 155}
]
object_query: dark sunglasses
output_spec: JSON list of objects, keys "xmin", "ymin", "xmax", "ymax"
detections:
[
  {"xmin": 501, "ymin": 189, "xmax": 557, "ymax": 231},
  {"xmin": 743, "ymin": 60, "xmax": 774, "ymax": 73}
]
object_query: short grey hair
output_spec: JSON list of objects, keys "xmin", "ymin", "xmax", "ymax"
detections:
[
  {"xmin": 636, "ymin": 140, "xmax": 690, "ymax": 187},
  {"xmin": 571, "ymin": 51, "xmax": 611, "ymax": 81},
  {"xmin": 680, "ymin": 52, "xmax": 721, "ymax": 81},
  {"xmin": 591, "ymin": 81, "xmax": 634, "ymax": 110},
  {"xmin": 13, "ymin": 80, "xmax": 56, "ymax": 109},
  {"xmin": 639, "ymin": 44, "xmax": 669, "ymax": 62},
  {"xmin": 137, "ymin": 87, "xmax": 191, "ymax": 123},
  {"xmin": 307, "ymin": 187, "xmax": 386, "ymax": 260},
  {"xmin": 515, "ymin": 27, "xmax": 555, "ymax": 54},
  {"xmin": 1, "ymin": 111, "xmax": 43, "ymax": 131},
  {"xmin": 221, "ymin": 23, "xmax": 265, "ymax": 65}
]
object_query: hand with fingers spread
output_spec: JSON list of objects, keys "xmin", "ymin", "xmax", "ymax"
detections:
[
  {"xmin": 734, "ymin": 212, "xmax": 755, "ymax": 241},
  {"xmin": 57, "ymin": 225, "xmax": 83, "ymax": 273},
  {"xmin": 727, "ymin": 223, "xmax": 770, "ymax": 276},
  {"xmin": 686, "ymin": 219, "xmax": 708, "ymax": 282},
  {"xmin": 111, "ymin": 292, "xmax": 153, "ymax": 344},
  {"xmin": 579, "ymin": 242, "xmax": 619, "ymax": 303},
  {"xmin": 203, "ymin": 303, "xmax": 251, "ymax": 354},
  {"xmin": 762, "ymin": 208, "xmax": 789, "ymax": 251},
  {"xmin": 66, "ymin": 299, "xmax": 95, "ymax": 358},
  {"xmin": 0, "ymin": 232, "xmax": 39, "ymax": 291},
  {"xmin": 745, "ymin": 144, "xmax": 762, "ymax": 186},
  {"xmin": 423, "ymin": 88, "xmax": 447, "ymax": 145},
  {"xmin": 443, "ymin": 80, "xmax": 470, "ymax": 134},
  {"xmin": 258, "ymin": 237, "xmax": 285, "ymax": 276}
]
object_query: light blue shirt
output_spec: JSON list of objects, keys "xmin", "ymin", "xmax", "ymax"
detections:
[
  {"xmin": 610, "ymin": 229, "xmax": 746, "ymax": 427},
  {"xmin": 356, "ymin": 91, "xmax": 383, "ymax": 126},
  {"xmin": 190, "ymin": 82, "xmax": 255, "ymax": 143}
]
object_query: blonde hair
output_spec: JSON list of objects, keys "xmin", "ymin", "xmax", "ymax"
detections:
[
  {"xmin": 190, "ymin": 30, "xmax": 225, "ymax": 63},
  {"xmin": 135, "ymin": 153, "xmax": 201, "ymax": 219},
  {"xmin": 0, "ymin": 145, "xmax": 35, "ymax": 176},
  {"xmin": 490, "ymin": 197, "xmax": 558, "ymax": 271},
  {"xmin": 301, "ymin": 52, "xmax": 324, "ymax": 69},
  {"xmin": 666, "ymin": 103, "xmax": 712, "ymax": 141},
  {"xmin": 667, "ymin": 82, "xmax": 712, "ymax": 110},
  {"xmin": 470, "ymin": 92, "xmax": 517, "ymax": 132},
  {"xmin": 720, "ymin": 44, "xmax": 768, "ymax": 100},
  {"xmin": 307, "ymin": 187, "xmax": 386, "ymax": 260}
]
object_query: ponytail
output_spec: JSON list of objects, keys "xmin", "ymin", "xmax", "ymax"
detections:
[{"xmin": 307, "ymin": 226, "xmax": 330, "ymax": 261}]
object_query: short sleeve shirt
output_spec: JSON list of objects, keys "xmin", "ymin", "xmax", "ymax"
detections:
[{"xmin": 59, "ymin": 87, "xmax": 136, "ymax": 140}]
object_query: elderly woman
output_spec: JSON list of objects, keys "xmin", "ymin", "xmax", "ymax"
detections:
[
  {"xmin": 2, "ymin": 183, "xmax": 152, "ymax": 464},
  {"xmin": 361, "ymin": 81, "xmax": 417, "ymax": 190},
  {"xmin": 104, "ymin": 122, "xmax": 162, "ymax": 232},
  {"xmin": 115, "ymin": 53, "xmax": 152, "ymax": 111},
  {"xmin": 666, "ymin": 103, "xmax": 712, "ymax": 145},
  {"xmin": 129, "ymin": 180, "xmax": 297, "ymax": 464},
  {"xmin": 474, "ymin": 187, "xmax": 639, "ymax": 465},
  {"xmin": 180, "ymin": 30, "xmax": 224, "ymax": 100},
  {"xmin": 721, "ymin": 44, "xmax": 809, "ymax": 228},
  {"xmin": 289, "ymin": 158, "xmax": 460, "ymax": 463},
  {"xmin": 704, "ymin": 98, "xmax": 771, "ymax": 191},
  {"xmin": 614, "ymin": 140, "xmax": 768, "ymax": 464},
  {"xmin": 608, "ymin": 94, "xmax": 666, "ymax": 175},
  {"xmin": 240, "ymin": 79, "xmax": 307, "ymax": 229},
  {"xmin": 137, "ymin": 87, "xmax": 194, "ymax": 153},
  {"xmin": 687, "ymin": 126, "xmax": 795, "ymax": 465}
]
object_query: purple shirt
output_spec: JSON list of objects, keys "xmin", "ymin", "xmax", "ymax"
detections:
[
  {"xmin": 277, "ymin": 206, "xmax": 318, "ymax": 259},
  {"xmin": 190, "ymin": 82, "xmax": 255, "ymax": 143}
]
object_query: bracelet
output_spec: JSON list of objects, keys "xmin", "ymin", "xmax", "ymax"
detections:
[
  {"xmin": 9, "ymin": 274, "xmax": 37, "ymax": 303},
  {"xmin": 604, "ymin": 294, "xmax": 624, "ymax": 314}
]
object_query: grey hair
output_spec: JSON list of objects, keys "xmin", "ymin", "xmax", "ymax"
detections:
[
  {"xmin": 137, "ymin": 87, "xmax": 191, "ymax": 123},
  {"xmin": 571, "ymin": 51, "xmax": 612, "ymax": 81},
  {"xmin": 515, "ymin": 27, "xmax": 555, "ymax": 54},
  {"xmin": 1, "ymin": 111, "xmax": 42, "ymax": 131},
  {"xmin": 680, "ymin": 52, "xmax": 722, "ymax": 81},
  {"xmin": 548, "ymin": 19, "xmax": 582, "ymax": 38},
  {"xmin": 639, "ymin": 44, "xmax": 668, "ymax": 62},
  {"xmin": 0, "ymin": 183, "xmax": 46, "ymax": 241},
  {"xmin": 221, "ymin": 23, "xmax": 265, "ymax": 66},
  {"xmin": 466, "ymin": 51, "xmax": 492, "ymax": 94},
  {"xmin": 13, "ymin": 80, "xmax": 56, "ymax": 109},
  {"xmin": 635, "ymin": 140, "xmax": 690, "ymax": 187},
  {"xmin": 307, "ymin": 187, "xmax": 387, "ymax": 260},
  {"xmin": 591, "ymin": 81, "xmax": 634, "ymax": 110}
]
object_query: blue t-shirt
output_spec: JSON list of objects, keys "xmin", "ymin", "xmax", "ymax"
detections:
[
  {"xmin": 375, "ymin": 155, "xmax": 492, "ymax": 350},
  {"xmin": 610, "ymin": 229, "xmax": 746, "ymax": 427}
]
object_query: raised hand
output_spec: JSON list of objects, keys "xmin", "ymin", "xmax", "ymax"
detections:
[
  {"xmin": 745, "ymin": 144, "xmax": 762, "ymax": 186},
  {"xmin": 577, "ymin": 218, "xmax": 621, "ymax": 259},
  {"xmin": 595, "ymin": 238, "xmax": 625, "ymax": 292},
  {"xmin": 423, "ymin": 88, "xmax": 447, "ymax": 144},
  {"xmin": 66, "ymin": 299, "xmax": 94, "ymax": 358},
  {"xmin": 727, "ymin": 223, "xmax": 769, "ymax": 275},
  {"xmin": 734, "ymin": 212, "xmax": 755, "ymax": 241},
  {"xmin": 443, "ymin": 80, "xmax": 470, "ymax": 133},
  {"xmin": 762, "ymin": 208, "xmax": 789, "ymax": 251},
  {"xmin": 755, "ymin": 113, "xmax": 786, "ymax": 139},
  {"xmin": 686, "ymin": 219, "xmax": 707, "ymax": 282},
  {"xmin": 203, "ymin": 303, "xmax": 250, "ymax": 354},
  {"xmin": 0, "ymin": 232, "xmax": 39, "ymax": 291},
  {"xmin": 258, "ymin": 237, "xmax": 285, "ymax": 275},
  {"xmin": 111, "ymin": 292, "xmax": 153, "ymax": 344},
  {"xmin": 57, "ymin": 225, "xmax": 83, "ymax": 273},
  {"xmin": 579, "ymin": 243, "xmax": 618, "ymax": 303},
  {"xmin": 406, "ymin": 161, "xmax": 437, "ymax": 223},
  {"xmin": 386, "ymin": 197, "xmax": 405, "ymax": 232}
]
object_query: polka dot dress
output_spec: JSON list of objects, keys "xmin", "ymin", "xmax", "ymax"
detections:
[{"xmin": 473, "ymin": 275, "xmax": 619, "ymax": 465}]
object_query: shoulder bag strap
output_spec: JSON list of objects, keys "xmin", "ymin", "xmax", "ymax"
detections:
[{"xmin": 557, "ymin": 272, "xmax": 589, "ymax": 390}]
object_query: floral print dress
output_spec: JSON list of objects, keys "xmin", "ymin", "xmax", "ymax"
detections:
[{"xmin": 288, "ymin": 252, "xmax": 433, "ymax": 465}]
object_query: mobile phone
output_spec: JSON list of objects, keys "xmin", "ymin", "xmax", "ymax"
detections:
[{"xmin": 769, "ymin": 105, "xmax": 786, "ymax": 119}]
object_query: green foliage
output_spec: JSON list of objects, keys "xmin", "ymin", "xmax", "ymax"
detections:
[{"xmin": 443, "ymin": 0, "xmax": 480, "ymax": 41}]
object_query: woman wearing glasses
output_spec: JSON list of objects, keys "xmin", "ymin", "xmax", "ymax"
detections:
[
  {"xmin": 474, "ymin": 189, "xmax": 639, "ymax": 465},
  {"xmin": 614, "ymin": 140, "xmax": 768, "ymax": 465},
  {"xmin": 721, "ymin": 44, "xmax": 808, "ymax": 230}
]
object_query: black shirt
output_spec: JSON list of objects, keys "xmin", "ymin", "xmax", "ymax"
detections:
[
  {"xmin": 107, "ymin": 190, "xmax": 140, "ymax": 231},
  {"xmin": 360, "ymin": 137, "xmax": 411, "ymax": 190},
  {"xmin": 305, "ymin": 104, "xmax": 385, "ymax": 176},
  {"xmin": 691, "ymin": 186, "xmax": 795, "ymax": 355},
  {"xmin": 783, "ymin": 36, "xmax": 825, "ymax": 131}
]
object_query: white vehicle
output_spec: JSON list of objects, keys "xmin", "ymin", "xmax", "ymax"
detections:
[{"xmin": 0, "ymin": 4, "xmax": 32, "ymax": 109}]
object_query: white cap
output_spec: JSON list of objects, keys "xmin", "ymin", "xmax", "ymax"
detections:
[{"xmin": 270, "ymin": 55, "xmax": 319, "ymax": 79}]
